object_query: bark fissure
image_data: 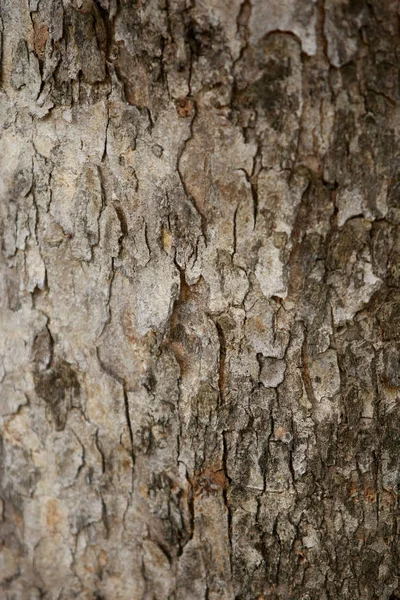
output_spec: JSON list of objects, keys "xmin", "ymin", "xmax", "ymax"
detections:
[{"xmin": 2, "ymin": 0, "xmax": 400, "ymax": 598}]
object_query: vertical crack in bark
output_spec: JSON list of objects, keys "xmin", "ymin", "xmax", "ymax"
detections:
[
  {"xmin": 215, "ymin": 321, "xmax": 227, "ymax": 405},
  {"xmin": 287, "ymin": 181, "xmax": 311, "ymax": 301},
  {"xmin": 176, "ymin": 100, "xmax": 208, "ymax": 242},
  {"xmin": 250, "ymin": 144, "xmax": 262, "ymax": 228},
  {"xmin": 371, "ymin": 352, "xmax": 382, "ymax": 526},
  {"xmin": 183, "ymin": 466, "xmax": 196, "ymax": 551},
  {"xmin": 95, "ymin": 428, "xmax": 106, "ymax": 475},
  {"xmin": 237, "ymin": 153, "xmax": 260, "ymax": 231},
  {"xmin": 222, "ymin": 431, "xmax": 233, "ymax": 577},
  {"xmin": 317, "ymin": 0, "xmax": 329, "ymax": 63},
  {"xmin": 113, "ymin": 202, "xmax": 128, "ymax": 240},
  {"xmin": 232, "ymin": 201, "xmax": 239, "ymax": 259},
  {"xmin": 300, "ymin": 326, "xmax": 317, "ymax": 414},
  {"xmin": 123, "ymin": 386, "xmax": 135, "ymax": 493},
  {"xmin": 288, "ymin": 414, "xmax": 297, "ymax": 490},
  {"xmin": 100, "ymin": 493, "xmax": 110, "ymax": 538},
  {"xmin": 265, "ymin": 404, "xmax": 275, "ymax": 495}
]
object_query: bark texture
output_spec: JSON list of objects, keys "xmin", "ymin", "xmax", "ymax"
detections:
[{"xmin": 1, "ymin": 0, "xmax": 400, "ymax": 598}]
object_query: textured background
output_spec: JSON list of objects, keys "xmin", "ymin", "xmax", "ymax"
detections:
[{"xmin": 1, "ymin": 0, "xmax": 400, "ymax": 598}]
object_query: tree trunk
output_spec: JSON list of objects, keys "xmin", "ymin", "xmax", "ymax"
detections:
[{"xmin": 1, "ymin": 0, "xmax": 400, "ymax": 598}]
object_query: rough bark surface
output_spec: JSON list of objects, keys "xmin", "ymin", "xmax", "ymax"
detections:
[{"xmin": 1, "ymin": 0, "xmax": 400, "ymax": 598}]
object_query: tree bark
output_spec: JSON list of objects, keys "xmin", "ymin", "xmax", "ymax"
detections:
[{"xmin": 1, "ymin": 0, "xmax": 400, "ymax": 598}]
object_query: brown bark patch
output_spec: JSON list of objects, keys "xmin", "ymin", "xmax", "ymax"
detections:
[
  {"xmin": 46, "ymin": 499, "xmax": 63, "ymax": 534},
  {"xmin": 176, "ymin": 97, "xmax": 194, "ymax": 118},
  {"xmin": 34, "ymin": 23, "xmax": 49, "ymax": 59},
  {"xmin": 193, "ymin": 465, "xmax": 228, "ymax": 496}
]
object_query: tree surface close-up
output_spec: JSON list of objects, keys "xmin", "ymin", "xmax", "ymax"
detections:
[{"xmin": 1, "ymin": 0, "xmax": 400, "ymax": 598}]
